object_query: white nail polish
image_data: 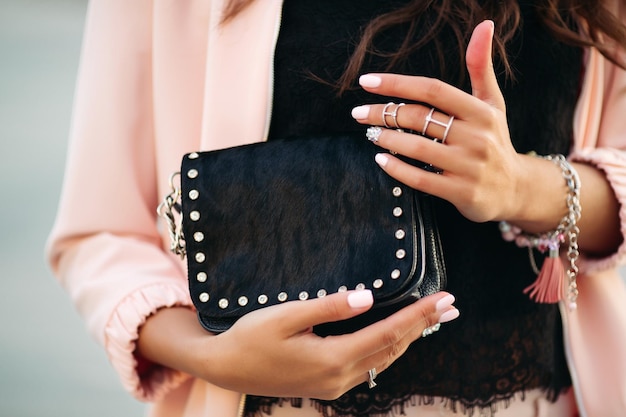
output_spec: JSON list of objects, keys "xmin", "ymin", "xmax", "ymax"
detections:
[
  {"xmin": 351, "ymin": 105, "xmax": 370, "ymax": 120},
  {"xmin": 359, "ymin": 74, "xmax": 382, "ymax": 88},
  {"xmin": 375, "ymin": 153, "xmax": 389, "ymax": 167},
  {"xmin": 438, "ymin": 308, "xmax": 460, "ymax": 324},
  {"xmin": 347, "ymin": 290, "xmax": 373, "ymax": 309},
  {"xmin": 435, "ymin": 294, "xmax": 456, "ymax": 312}
]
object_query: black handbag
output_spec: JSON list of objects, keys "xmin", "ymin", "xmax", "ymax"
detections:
[{"xmin": 159, "ymin": 134, "xmax": 446, "ymax": 334}]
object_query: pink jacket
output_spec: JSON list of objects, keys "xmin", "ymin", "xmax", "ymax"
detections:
[{"xmin": 46, "ymin": 0, "xmax": 626, "ymax": 416}]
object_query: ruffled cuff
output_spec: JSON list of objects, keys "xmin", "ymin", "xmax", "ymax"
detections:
[
  {"xmin": 569, "ymin": 147, "xmax": 626, "ymax": 273},
  {"xmin": 104, "ymin": 282, "xmax": 194, "ymax": 402}
]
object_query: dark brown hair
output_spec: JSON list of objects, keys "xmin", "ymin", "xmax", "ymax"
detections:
[{"xmin": 222, "ymin": 0, "xmax": 626, "ymax": 91}]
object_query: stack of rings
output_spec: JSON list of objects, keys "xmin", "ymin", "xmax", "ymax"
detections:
[{"xmin": 366, "ymin": 104, "xmax": 455, "ymax": 145}]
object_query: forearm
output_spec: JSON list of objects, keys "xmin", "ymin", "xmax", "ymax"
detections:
[
  {"xmin": 509, "ymin": 154, "xmax": 622, "ymax": 256},
  {"xmin": 137, "ymin": 307, "xmax": 214, "ymax": 380}
]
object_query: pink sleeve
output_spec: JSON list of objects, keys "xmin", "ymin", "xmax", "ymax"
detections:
[
  {"xmin": 570, "ymin": 18, "xmax": 626, "ymax": 272},
  {"xmin": 46, "ymin": 0, "xmax": 191, "ymax": 401},
  {"xmin": 570, "ymin": 148, "xmax": 626, "ymax": 272}
]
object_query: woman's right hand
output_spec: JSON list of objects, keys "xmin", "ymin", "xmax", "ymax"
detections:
[{"xmin": 137, "ymin": 290, "xmax": 458, "ymax": 400}]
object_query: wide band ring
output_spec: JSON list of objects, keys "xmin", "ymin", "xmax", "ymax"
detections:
[
  {"xmin": 382, "ymin": 102, "xmax": 405, "ymax": 129},
  {"xmin": 367, "ymin": 368, "xmax": 378, "ymax": 389},
  {"xmin": 422, "ymin": 108, "xmax": 455, "ymax": 143}
]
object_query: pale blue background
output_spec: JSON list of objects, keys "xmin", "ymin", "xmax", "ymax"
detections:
[{"xmin": 0, "ymin": 1, "xmax": 144, "ymax": 416}]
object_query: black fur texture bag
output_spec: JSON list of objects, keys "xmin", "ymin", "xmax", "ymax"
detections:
[{"xmin": 159, "ymin": 134, "xmax": 446, "ymax": 334}]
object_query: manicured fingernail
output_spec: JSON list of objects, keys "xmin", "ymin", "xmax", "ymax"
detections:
[
  {"xmin": 351, "ymin": 105, "xmax": 370, "ymax": 120},
  {"xmin": 347, "ymin": 290, "xmax": 373, "ymax": 309},
  {"xmin": 374, "ymin": 153, "xmax": 389, "ymax": 167},
  {"xmin": 359, "ymin": 74, "xmax": 382, "ymax": 88},
  {"xmin": 435, "ymin": 294, "xmax": 456, "ymax": 312},
  {"xmin": 439, "ymin": 308, "xmax": 460, "ymax": 323}
]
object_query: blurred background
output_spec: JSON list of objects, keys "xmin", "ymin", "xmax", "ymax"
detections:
[
  {"xmin": 0, "ymin": 1, "xmax": 145, "ymax": 416},
  {"xmin": 1, "ymin": 1, "xmax": 625, "ymax": 417}
]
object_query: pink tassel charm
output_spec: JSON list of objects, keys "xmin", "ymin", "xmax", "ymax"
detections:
[{"xmin": 523, "ymin": 248, "xmax": 564, "ymax": 304}]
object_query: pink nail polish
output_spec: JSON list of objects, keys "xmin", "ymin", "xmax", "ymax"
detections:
[
  {"xmin": 375, "ymin": 153, "xmax": 389, "ymax": 167},
  {"xmin": 359, "ymin": 74, "xmax": 382, "ymax": 88},
  {"xmin": 435, "ymin": 294, "xmax": 456, "ymax": 312},
  {"xmin": 347, "ymin": 290, "xmax": 373, "ymax": 309},
  {"xmin": 439, "ymin": 308, "xmax": 460, "ymax": 324},
  {"xmin": 351, "ymin": 105, "xmax": 370, "ymax": 120}
]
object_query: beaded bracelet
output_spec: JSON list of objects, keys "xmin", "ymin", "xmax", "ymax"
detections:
[{"xmin": 498, "ymin": 154, "xmax": 581, "ymax": 310}]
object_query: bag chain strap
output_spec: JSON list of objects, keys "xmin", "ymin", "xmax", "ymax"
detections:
[{"xmin": 157, "ymin": 171, "xmax": 187, "ymax": 258}]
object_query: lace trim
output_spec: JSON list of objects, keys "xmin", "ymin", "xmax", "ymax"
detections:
[{"xmin": 244, "ymin": 388, "xmax": 569, "ymax": 417}]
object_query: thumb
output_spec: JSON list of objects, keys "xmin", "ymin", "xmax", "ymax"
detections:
[
  {"xmin": 281, "ymin": 290, "xmax": 374, "ymax": 333},
  {"xmin": 466, "ymin": 20, "xmax": 505, "ymax": 111}
]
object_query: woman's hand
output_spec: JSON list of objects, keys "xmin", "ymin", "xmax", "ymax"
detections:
[
  {"xmin": 138, "ymin": 290, "xmax": 459, "ymax": 400},
  {"xmin": 351, "ymin": 20, "xmax": 528, "ymax": 224}
]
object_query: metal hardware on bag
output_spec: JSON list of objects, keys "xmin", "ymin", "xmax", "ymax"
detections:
[{"xmin": 157, "ymin": 171, "xmax": 187, "ymax": 258}]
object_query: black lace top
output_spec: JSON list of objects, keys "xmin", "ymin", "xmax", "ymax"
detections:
[{"xmin": 245, "ymin": 1, "xmax": 583, "ymax": 416}]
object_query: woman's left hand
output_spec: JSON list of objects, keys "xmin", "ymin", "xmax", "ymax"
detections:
[{"xmin": 352, "ymin": 20, "xmax": 526, "ymax": 224}]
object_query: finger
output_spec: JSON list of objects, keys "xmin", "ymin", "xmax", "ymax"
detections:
[
  {"xmin": 362, "ymin": 128, "xmax": 472, "ymax": 174},
  {"xmin": 358, "ymin": 73, "xmax": 490, "ymax": 122},
  {"xmin": 278, "ymin": 290, "xmax": 374, "ymax": 335},
  {"xmin": 466, "ymin": 20, "xmax": 506, "ymax": 111},
  {"xmin": 353, "ymin": 104, "xmax": 465, "ymax": 145},
  {"xmin": 352, "ymin": 305, "xmax": 459, "ymax": 386},
  {"xmin": 373, "ymin": 151, "xmax": 470, "ymax": 199},
  {"xmin": 337, "ymin": 292, "xmax": 458, "ymax": 362}
]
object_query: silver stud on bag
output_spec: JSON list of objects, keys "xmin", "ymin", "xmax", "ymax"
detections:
[
  {"xmin": 299, "ymin": 291, "xmax": 309, "ymax": 300},
  {"xmin": 391, "ymin": 269, "xmax": 401, "ymax": 279},
  {"xmin": 258, "ymin": 294, "xmax": 268, "ymax": 305},
  {"xmin": 395, "ymin": 229, "xmax": 406, "ymax": 240},
  {"xmin": 338, "ymin": 286, "xmax": 348, "ymax": 292},
  {"xmin": 238, "ymin": 296, "xmax": 249, "ymax": 306},
  {"xmin": 392, "ymin": 187, "xmax": 403, "ymax": 197},
  {"xmin": 396, "ymin": 249, "xmax": 406, "ymax": 259},
  {"xmin": 194, "ymin": 232, "xmax": 205, "ymax": 242},
  {"xmin": 188, "ymin": 152, "xmax": 199, "ymax": 160},
  {"xmin": 393, "ymin": 207, "xmax": 403, "ymax": 217},
  {"xmin": 218, "ymin": 299, "xmax": 229, "ymax": 309},
  {"xmin": 187, "ymin": 169, "xmax": 199, "ymax": 179},
  {"xmin": 199, "ymin": 292, "xmax": 210, "ymax": 303},
  {"xmin": 356, "ymin": 283, "xmax": 366, "ymax": 291},
  {"xmin": 195, "ymin": 252, "xmax": 206, "ymax": 263},
  {"xmin": 189, "ymin": 190, "xmax": 199, "ymax": 200},
  {"xmin": 317, "ymin": 289, "xmax": 327, "ymax": 298},
  {"xmin": 278, "ymin": 292, "xmax": 288, "ymax": 302},
  {"xmin": 373, "ymin": 279, "xmax": 383, "ymax": 289},
  {"xmin": 196, "ymin": 272, "xmax": 207, "ymax": 282},
  {"xmin": 190, "ymin": 211, "xmax": 200, "ymax": 221}
]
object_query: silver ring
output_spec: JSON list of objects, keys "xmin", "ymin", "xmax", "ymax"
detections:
[
  {"xmin": 422, "ymin": 108, "xmax": 454, "ymax": 143},
  {"xmin": 366, "ymin": 126, "xmax": 383, "ymax": 143},
  {"xmin": 390, "ymin": 103, "xmax": 405, "ymax": 129},
  {"xmin": 421, "ymin": 107, "xmax": 436, "ymax": 136},
  {"xmin": 382, "ymin": 102, "xmax": 395, "ymax": 128},
  {"xmin": 440, "ymin": 115, "xmax": 454, "ymax": 144},
  {"xmin": 421, "ymin": 323, "xmax": 441, "ymax": 338},
  {"xmin": 367, "ymin": 368, "xmax": 378, "ymax": 389}
]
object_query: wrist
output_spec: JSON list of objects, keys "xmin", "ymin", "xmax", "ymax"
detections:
[
  {"xmin": 503, "ymin": 152, "xmax": 569, "ymax": 233},
  {"xmin": 137, "ymin": 307, "xmax": 218, "ymax": 380}
]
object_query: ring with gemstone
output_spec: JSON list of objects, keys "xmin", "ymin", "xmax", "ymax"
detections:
[{"xmin": 366, "ymin": 126, "xmax": 383, "ymax": 143}]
